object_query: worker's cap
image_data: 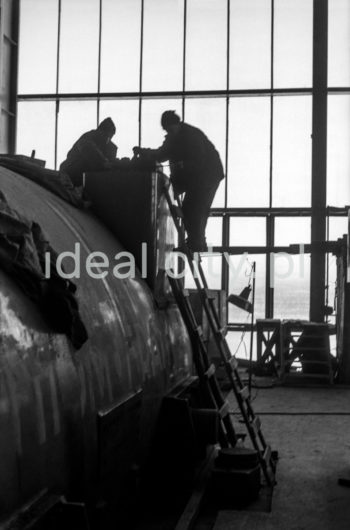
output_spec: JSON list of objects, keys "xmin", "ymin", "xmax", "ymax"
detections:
[
  {"xmin": 98, "ymin": 117, "xmax": 116, "ymax": 136},
  {"xmin": 161, "ymin": 110, "xmax": 180, "ymax": 129}
]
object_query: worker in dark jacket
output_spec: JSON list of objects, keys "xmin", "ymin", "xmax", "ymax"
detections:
[
  {"xmin": 59, "ymin": 117, "xmax": 118, "ymax": 187},
  {"xmin": 134, "ymin": 111, "xmax": 224, "ymax": 252}
]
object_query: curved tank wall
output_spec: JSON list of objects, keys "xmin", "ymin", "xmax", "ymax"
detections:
[{"xmin": 0, "ymin": 166, "xmax": 193, "ymax": 520}]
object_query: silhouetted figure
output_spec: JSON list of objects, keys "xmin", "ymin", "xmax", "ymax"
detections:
[
  {"xmin": 134, "ymin": 111, "xmax": 224, "ymax": 252},
  {"xmin": 60, "ymin": 117, "xmax": 118, "ymax": 187}
]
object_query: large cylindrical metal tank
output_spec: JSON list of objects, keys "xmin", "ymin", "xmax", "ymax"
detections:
[{"xmin": 0, "ymin": 166, "xmax": 192, "ymax": 523}]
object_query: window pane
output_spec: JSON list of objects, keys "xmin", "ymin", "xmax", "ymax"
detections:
[
  {"xmin": 274, "ymin": 217, "xmax": 311, "ymax": 246},
  {"xmin": 227, "ymin": 331, "xmax": 258, "ymax": 361},
  {"xmin": 186, "ymin": 0, "xmax": 227, "ymax": 90},
  {"xmin": 328, "ymin": 217, "xmax": 348, "ymax": 241},
  {"xmin": 185, "ymin": 98, "xmax": 226, "ymax": 207},
  {"xmin": 100, "ymin": 0, "xmax": 141, "ymax": 92},
  {"xmin": 227, "ymin": 97, "xmax": 270, "ymax": 207},
  {"xmin": 273, "ymin": 254, "xmax": 310, "ymax": 320},
  {"xmin": 328, "ymin": 0, "xmax": 350, "ymax": 87},
  {"xmin": 327, "ymin": 95, "xmax": 350, "ymax": 207},
  {"xmin": 59, "ymin": 0, "xmax": 99, "ymax": 93},
  {"xmin": 100, "ymin": 100, "xmax": 139, "ymax": 159},
  {"xmin": 274, "ymin": 0, "xmax": 313, "ymax": 88},
  {"xmin": 141, "ymin": 99, "xmax": 182, "ymax": 148},
  {"xmin": 57, "ymin": 101, "xmax": 97, "ymax": 168},
  {"xmin": 16, "ymin": 102, "xmax": 56, "ymax": 169},
  {"xmin": 212, "ymin": 181, "xmax": 225, "ymax": 209},
  {"xmin": 143, "ymin": 0, "xmax": 184, "ymax": 91},
  {"xmin": 228, "ymin": 254, "xmax": 265, "ymax": 323},
  {"xmin": 206, "ymin": 217, "xmax": 223, "ymax": 248},
  {"xmin": 18, "ymin": 0, "xmax": 58, "ymax": 94},
  {"xmin": 272, "ymin": 96, "xmax": 312, "ymax": 207},
  {"xmin": 230, "ymin": 218, "xmax": 266, "ymax": 247},
  {"xmin": 230, "ymin": 0, "xmax": 271, "ymax": 89},
  {"xmin": 185, "ymin": 255, "xmax": 222, "ymax": 290},
  {"xmin": 274, "ymin": 217, "xmax": 311, "ymax": 321}
]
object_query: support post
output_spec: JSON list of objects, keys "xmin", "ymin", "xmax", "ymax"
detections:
[
  {"xmin": 310, "ymin": 0, "xmax": 328, "ymax": 322},
  {"xmin": 0, "ymin": 0, "xmax": 19, "ymax": 154},
  {"xmin": 248, "ymin": 262, "xmax": 256, "ymax": 395}
]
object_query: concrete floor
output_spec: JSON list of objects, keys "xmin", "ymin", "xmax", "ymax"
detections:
[{"xmin": 215, "ymin": 385, "xmax": 350, "ymax": 529}]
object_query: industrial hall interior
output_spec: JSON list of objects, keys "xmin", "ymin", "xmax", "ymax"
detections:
[{"xmin": 1, "ymin": 0, "xmax": 350, "ymax": 529}]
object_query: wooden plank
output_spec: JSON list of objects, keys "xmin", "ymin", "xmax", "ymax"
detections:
[{"xmin": 174, "ymin": 449, "xmax": 217, "ymax": 530}]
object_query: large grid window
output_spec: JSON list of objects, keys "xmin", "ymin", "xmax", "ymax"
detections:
[{"xmin": 17, "ymin": 0, "xmax": 350, "ymax": 352}]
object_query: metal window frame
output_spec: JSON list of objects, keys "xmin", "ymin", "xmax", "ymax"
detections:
[{"xmin": 15, "ymin": 0, "xmax": 349, "ymax": 324}]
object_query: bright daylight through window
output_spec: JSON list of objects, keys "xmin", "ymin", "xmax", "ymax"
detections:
[{"xmin": 16, "ymin": 0, "xmax": 350, "ymax": 358}]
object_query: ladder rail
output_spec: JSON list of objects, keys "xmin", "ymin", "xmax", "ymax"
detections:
[
  {"xmin": 169, "ymin": 275, "xmax": 237, "ymax": 448},
  {"xmin": 164, "ymin": 184, "xmax": 276, "ymax": 486}
]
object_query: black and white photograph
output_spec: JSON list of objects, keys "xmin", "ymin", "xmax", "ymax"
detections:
[{"xmin": 0, "ymin": 0, "xmax": 350, "ymax": 528}]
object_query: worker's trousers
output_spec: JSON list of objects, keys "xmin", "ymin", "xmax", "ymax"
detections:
[{"xmin": 181, "ymin": 181, "xmax": 219, "ymax": 252}]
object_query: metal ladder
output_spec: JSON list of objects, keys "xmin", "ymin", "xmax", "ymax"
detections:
[{"xmin": 164, "ymin": 184, "xmax": 276, "ymax": 487}]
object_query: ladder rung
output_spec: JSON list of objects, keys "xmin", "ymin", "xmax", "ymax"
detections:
[
  {"xmin": 203, "ymin": 288, "xmax": 216, "ymax": 300},
  {"xmin": 219, "ymin": 402, "xmax": 230, "ymax": 418},
  {"xmin": 263, "ymin": 445, "xmax": 272, "ymax": 464},
  {"xmin": 239, "ymin": 386, "xmax": 250, "ymax": 401},
  {"xmin": 251, "ymin": 416, "xmax": 261, "ymax": 435},
  {"xmin": 194, "ymin": 326, "xmax": 204, "ymax": 338},
  {"xmin": 204, "ymin": 364, "xmax": 216, "ymax": 379},
  {"xmin": 215, "ymin": 327, "xmax": 226, "ymax": 339},
  {"xmin": 167, "ymin": 233, "xmax": 275, "ymax": 482},
  {"xmin": 226, "ymin": 356, "xmax": 238, "ymax": 371}
]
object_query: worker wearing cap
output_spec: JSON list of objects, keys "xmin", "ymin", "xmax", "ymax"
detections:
[
  {"xmin": 134, "ymin": 111, "xmax": 224, "ymax": 252},
  {"xmin": 59, "ymin": 117, "xmax": 118, "ymax": 188}
]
